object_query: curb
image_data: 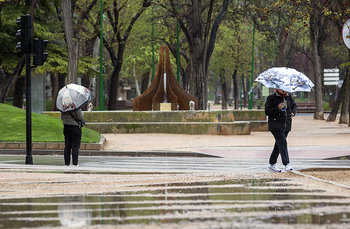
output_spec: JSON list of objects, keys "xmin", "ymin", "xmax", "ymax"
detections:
[
  {"xmin": 0, "ymin": 149, "xmax": 221, "ymax": 158},
  {"xmin": 0, "ymin": 135, "xmax": 106, "ymax": 151}
]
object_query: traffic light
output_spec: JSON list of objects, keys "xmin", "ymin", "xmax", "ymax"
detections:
[
  {"xmin": 33, "ymin": 39, "xmax": 49, "ymax": 66},
  {"xmin": 16, "ymin": 15, "xmax": 32, "ymax": 53}
]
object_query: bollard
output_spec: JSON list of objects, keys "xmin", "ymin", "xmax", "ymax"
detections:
[
  {"xmin": 189, "ymin": 101, "xmax": 195, "ymax": 111},
  {"xmin": 88, "ymin": 103, "xmax": 93, "ymax": 112}
]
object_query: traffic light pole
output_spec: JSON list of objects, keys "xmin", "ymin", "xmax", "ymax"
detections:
[
  {"xmin": 16, "ymin": 14, "xmax": 33, "ymax": 164},
  {"xmin": 25, "ymin": 52, "xmax": 33, "ymax": 164}
]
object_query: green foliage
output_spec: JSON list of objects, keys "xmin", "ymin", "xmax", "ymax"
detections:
[
  {"xmin": 0, "ymin": 103, "xmax": 101, "ymax": 143},
  {"xmin": 1, "ymin": 0, "xmax": 349, "ymax": 108},
  {"xmin": 121, "ymin": 7, "xmax": 162, "ymax": 81}
]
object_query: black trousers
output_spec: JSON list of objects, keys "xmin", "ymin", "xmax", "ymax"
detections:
[
  {"xmin": 269, "ymin": 131, "xmax": 290, "ymax": 166},
  {"xmin": 64, "ymin": 125, "xmax": 82, "ymax": 166}
]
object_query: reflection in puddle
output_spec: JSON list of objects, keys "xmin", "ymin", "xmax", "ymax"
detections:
[
  {"xmin": 58, "ymin": 197, "xmax": 92, "ymax": 227},
  {"xmin": 0, "ymin": 178, "xmax": 350, "ymax": 228}
]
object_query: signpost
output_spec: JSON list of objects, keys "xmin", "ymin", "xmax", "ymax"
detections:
[
  {"xmin": 324, "ymin": 68, "xmax": 340, "ymax": 101},
  {"xmin": 342, "ymin": 19, "xmax": 350, "ymax": 49},
  {"xmin": 323, "ymin": 68, "xmax": 339, "ymax": 86}
]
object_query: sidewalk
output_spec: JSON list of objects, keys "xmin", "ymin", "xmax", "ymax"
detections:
[{"xmin": 104, "ymin": 113, "xmax": 350, "ymax": 159}]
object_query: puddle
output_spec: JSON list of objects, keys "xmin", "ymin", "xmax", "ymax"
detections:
[{"xmin": 0, "ymin": 179, "xmax": 349, "ymax": 228}]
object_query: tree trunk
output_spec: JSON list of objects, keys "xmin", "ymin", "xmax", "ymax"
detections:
[
  {"xmin": 175, "ymin": 0, "xmax": 228, "ymax": 110},
  {"xmin": 275, "ymin": 29, "xmax": 288, "ymax": 67},
  {"xmin": 58, "ymin": 73, "xmax": 66, "ymax": 90},
  {"xmin": 13, "ymin": 77, "xmax": 26, "ymax": 108},
  {"xmin": 188, "ymin": 0, "xmax": 206, "ymax": 110},
  {"xmin": 339, "ymin": 87, "xmax": 349, "ymax": 124},
  {"xmin": 220, "ymin": 69, "xmax": 227, "ymax": 110},
  {"xmin": 241, "ymin": 75, "xmax": 246, "ymax": 106},
  {"xmin": 326, "ymin": 69, "xmax": 348, "ymax": 121},
  {"xmin": 309, "ymin": 1, "xmax": 325, "ymax": 120},
  {"xmin": 108, "ymin": 42, "xmax": 125, "ymax": 110},
  {"xmin": 347, "ymin": 50, "xmax": 350, "ymax": 127},
  {"xmin": 245, "ymin": 78, "xmax": 249, "ymax": 106},
  {"xmin": 105, "ymin": 0, "xmax": 151, "ymax": 110},
  {"xmin": 232, "ymin": 68, "xmax": 239, "ymax": 110},
  {"xmin": 0, "ymin": 67, "xmax": 8, "ymax": 103},
  {"xmin": 61, "ymin": 0, "xmax": 79, "ymax": 84},
  {"xmin": 133, "ymin": 65, "xmax": 141, "ymax": 96},
  {"xmin": 51, "ymin": 73, "xmax": 59, "ymax": 111},
  {"xmin": 339, "ymin": 65, "xmax": 350, "ymax": 124},
  {"xmin": 0, "ymin": 57, "xmax": 25, "ymax": 103},
  {"xmin": 312, "ymin": 46, "xmax": 324, "ymax": 120},
  {"xmin": 141, "ymin": 71, "xmax": 150, "ymax": 94}
]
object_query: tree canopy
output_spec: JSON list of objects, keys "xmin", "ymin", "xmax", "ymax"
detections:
[{"xmin": 0, "ymin": 0, "xmax": 349, "ymax": 117}]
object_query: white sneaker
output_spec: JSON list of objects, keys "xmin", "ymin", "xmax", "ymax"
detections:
[
  {"xmin": 285, "ymin": 163, "xmax": 293, "ymax": 171},
  {"xmin": 268, "ymin": 164, "xmax": 281, "ymax": 172}
]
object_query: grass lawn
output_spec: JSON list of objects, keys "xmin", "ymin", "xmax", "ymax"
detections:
[{"xmin": 0, "ymin": 103, "xmax": 101, "ymax": 143}]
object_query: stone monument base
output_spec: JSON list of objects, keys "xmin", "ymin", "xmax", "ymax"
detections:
[{"xmin": 160, "ymin": 103, "xmax": 172, "ymax": 111}]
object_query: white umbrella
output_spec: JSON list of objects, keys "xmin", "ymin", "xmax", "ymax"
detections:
[
  {"xmin": 255, "ymin": 67, "xmax": 314, "ymax": 92},
  {"xmin": 56, "ymin": 83, "xmax": 91, "ymax": 112}
]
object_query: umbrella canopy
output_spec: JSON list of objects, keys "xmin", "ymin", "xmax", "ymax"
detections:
[
  {"xmin": 255, "ymin": 67, "xmax": 314, "ymax": 93},
  {"xmin": 56, "ymin": 83, "xmax": 91, "ymax": 112}
]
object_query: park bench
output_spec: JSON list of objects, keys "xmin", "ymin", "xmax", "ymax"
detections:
[{"xmin": 296, "ymin": 101, "xmax": 316, "ymax": 113}]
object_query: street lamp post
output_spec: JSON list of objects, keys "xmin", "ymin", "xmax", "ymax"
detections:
[
  {"xmin": 176, "ymin": 3, "xmax": 180, "ymax": 83},
  {"xmin": 248, "ymin": 23, "xmax": 255, "ymax": 110}
]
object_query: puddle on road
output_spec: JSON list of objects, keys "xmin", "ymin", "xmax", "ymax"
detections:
[{"xmin": 0, "ymin": 178, "xmax": 349, "ymax": 228}]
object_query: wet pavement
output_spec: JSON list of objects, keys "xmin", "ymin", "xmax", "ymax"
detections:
[
  {"xmin": 1, "ymin": 155, "xmax": 350, "ymax": 228},
  {"xmin": 0, "ymin": 155, "xmax": 350, "ymax": 173},
  {"xmin": 1, "ymin": 170, "xmax": 350, "ymax": 229},
  {"xmin": 1, "ymin": 113, "xmax": 350, "ymax": 228}
]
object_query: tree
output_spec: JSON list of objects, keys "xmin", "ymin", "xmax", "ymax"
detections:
[
  {"xmin": 252, "ymin": 0, "xmax": 305, "ymax": 67},
  {"xmin": 323, "ymin": 0, "xmax": 350, "ymax": 123},
  {"xmin": 308, "ymin": 0, "xmax": 329, "ymax": 120},
  {"xmin": 61, "ymin": 0, "xmax": 98, "ymax": 84},
  {"xmin": 157, "ymin": 0, "xmax": 230, "ymax": 110},
  {"xmin": 0, "ymin": 1, "xmax": 27, "ymax": 104},
  {"xmin": 120, "ymin": 9, "xmax": 159, "ymax": 97},
  {"xmin": 102, "ymin": 0, "xmax": 151, "ymax": 110}
]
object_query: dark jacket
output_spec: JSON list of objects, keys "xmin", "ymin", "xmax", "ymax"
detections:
[
  {"xmin": 61, "ymin": 109, "xmax": 84, "ymax": 126},
  {"xmin": 265, "ymin": 92, "xmax": 297, "ymax": 132}
]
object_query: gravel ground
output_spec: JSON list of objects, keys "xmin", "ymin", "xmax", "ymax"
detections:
[{"xmin": 1, "ymin": 169, "xmax": 350, "ymax": 199}]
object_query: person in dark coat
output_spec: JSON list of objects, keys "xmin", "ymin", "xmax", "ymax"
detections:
[
  {"xmin": 265, "ymin": 89, "xmax": 297, "ymax": 172},
  {"xmin": 61, "ymin": 109, "xmax": 84, "ymax": 166}
]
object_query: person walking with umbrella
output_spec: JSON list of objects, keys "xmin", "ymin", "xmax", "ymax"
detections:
[
  {"xmin": 256, "ymin": 67, "xmax": 314, "ymax": 172},
  {"xmin": 57, "ymin": 84, "xmax": 91, "ymax": 166},
  {"xmin": 265, "ymin": 89, "xmax": 297, "ymax": 172}
]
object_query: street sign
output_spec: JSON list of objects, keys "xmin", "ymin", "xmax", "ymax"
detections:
[
  {"xmin": 324, "ymin": 68, "xmax": 339, "ymax": 86},
  {"xmin": 343, "ymin": 19, "xmax": 350, "ymax": 49}
]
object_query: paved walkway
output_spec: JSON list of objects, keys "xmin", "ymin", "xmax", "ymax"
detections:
[
  {"xmin": 1, "ymin": 112, "xmax": 350, "ymax": 172},
  {"xmin": 104, "ymin": 113, "xmax": 350, "ymax": 160}
]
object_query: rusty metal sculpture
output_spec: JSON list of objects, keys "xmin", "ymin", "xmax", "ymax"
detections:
[{"xmin": 133, "ymin": 46, "xmax": 198, "ymax": 111}]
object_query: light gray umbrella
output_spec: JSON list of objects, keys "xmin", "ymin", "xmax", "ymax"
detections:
[
  {"xmin": 255, "ymin": 67, "xmax": 314, "ymax": 92},
  {"xmin": 56, "ymin": 83, "xmax": 91, "ymax": 112}
]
